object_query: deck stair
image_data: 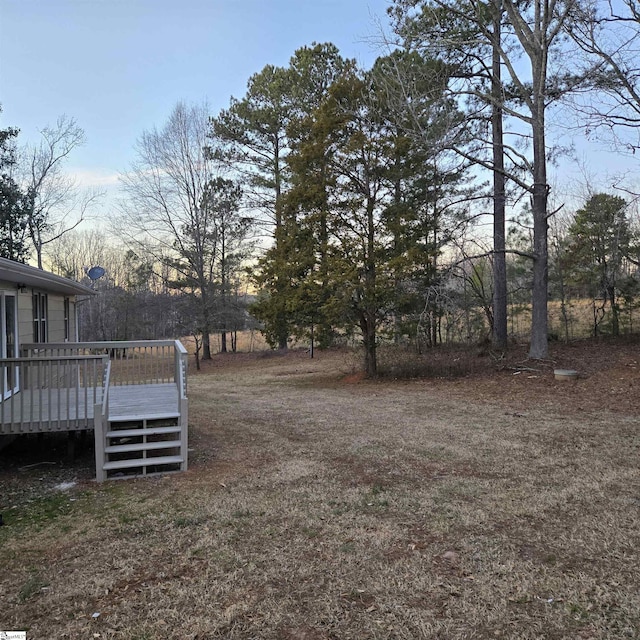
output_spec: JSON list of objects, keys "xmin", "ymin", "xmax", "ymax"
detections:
[
  {"xmin": 98, "ymin": 415, "xmax": 186, "ymax": 480},
  {"xmin": 88, "ymin": 339, "xmax": 189, "ymax": 482}
]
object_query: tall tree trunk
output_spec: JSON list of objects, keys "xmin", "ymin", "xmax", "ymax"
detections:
[
  {"xmin": 201, "ymin": 286, "xmax": 212, "ymax": 360},
  {"xmin": 362, "ymin": 200, "xmax": 378, "ymax": 376},
  {"xmin": 491, "ymin": 2, "xmax": 508, "ymax": 350},
  {"xmin": 609, "ymin": 285, "xmax": 619, "ymax": 336},
  {"xmin": 360, "ymin": 312, "xmax": 377, "ymax": 377},
  {"xmin": 220, "ymin": 231, "xmax": 228, "ymax": 353},
  {"xmin": 501, "ymin": 0, "xmax": 554, "ymax": 360},
  {"xmin": 315, "ymin": 176, "xmax": 332, "ymax": 349},
  {"xmin": 274, "ymin": 150, "xmax": 289, "ymax": 350},
  {"xmin": 431, "ymin": 224, "xmax": 439, "ymax": 347},
  {"xmin": 528, "ymin": 93, "xmax": 549, "ymax": 359},
  {"xmin": 202, "ymin": 329, "xmax": 211, "ymax": 360}
]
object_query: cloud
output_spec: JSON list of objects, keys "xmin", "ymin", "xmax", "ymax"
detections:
[{"xmin": 67, "ymin": 168, "xmax": 121, "ymax": 189}]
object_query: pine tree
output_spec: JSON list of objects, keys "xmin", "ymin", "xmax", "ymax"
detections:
[
  {"xmin": 565, "ymin": 193, "xmax": 634, "ymax": 336},
  {"xmin": 211, "ymin": 65, "xmax": 293, "ymax": 348},
  {"xmin": 0, "ymin": 118, "xmax": 30, "ymax": 262}
]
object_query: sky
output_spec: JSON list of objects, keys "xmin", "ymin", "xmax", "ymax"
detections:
[
  {"xmin": 0, "ymin": 0, "xmax": 392, "ymax": 213},
  {"xmin": 0, "ymin": 0, "xmax": 637, "ymax": 226}
]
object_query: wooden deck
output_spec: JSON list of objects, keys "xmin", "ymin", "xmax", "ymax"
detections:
[
  {"xmin": 0, "ymin": 383, "xmax": 179, "ymax": 434},
  {"xmin": 109, "ymin": 383, "xmax": 179, "ymax": 421},
  {"xmin": 1, "ymin": 339, "xmax": 189, "ymax": 480}
]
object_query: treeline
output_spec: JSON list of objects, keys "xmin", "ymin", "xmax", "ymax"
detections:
[
  {"xmin": 45, "ymin": 230, "xmax": 256, "ymax": 359},
  {"xmin": 3, "ymin": 1, "xmax": 640, "ymax": 375}
]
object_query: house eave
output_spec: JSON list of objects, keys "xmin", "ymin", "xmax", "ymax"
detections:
[{"xmin": 0, "ymin": 257, "xmax": 97, "ymax": 296}]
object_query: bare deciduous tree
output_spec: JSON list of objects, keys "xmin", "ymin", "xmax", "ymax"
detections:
[
  {"xmin": 567, "ymin": 0, "xmax": 640, "ymax": 153},
  {"xmin": 22, "ymin": 115, "xmax": 101, "ymax": 268},
  {"xmin": 119, "ymin": 102, "xmax": 249, "ymax": 359}
]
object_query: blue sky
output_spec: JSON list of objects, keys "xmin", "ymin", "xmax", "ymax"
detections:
[
  {"xmin": 0, "ymin": 0, "xmax": 636, "ymax": 221},
  {"xmin": 0, "ymin": 0, "xmax": 391, "ymax": 194}
]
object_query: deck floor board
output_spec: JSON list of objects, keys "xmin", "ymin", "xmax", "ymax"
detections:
[
  {"xmin": 0, "ymin": 383, "xmax": 179, "ymax": 433},
  {"xmin": 109, "ymin": 384, "xmax": 179, "ymax": 420}
]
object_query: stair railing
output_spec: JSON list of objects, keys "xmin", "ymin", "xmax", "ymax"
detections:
[{"xmin": 94, "ymin": 358, "xmax": 112, "ymax": 483}]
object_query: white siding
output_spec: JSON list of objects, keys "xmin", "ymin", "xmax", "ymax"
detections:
[
  {"xmin": 48, "ymin": 294, "xmax": 66, "ymax": 342},
  {"xmin": 17, "ymin": 288, "xmax": 33, "ymax": 345},
  {"xmin": 0, "ymin": 279, "xmax": 79, "ymax": 347}
]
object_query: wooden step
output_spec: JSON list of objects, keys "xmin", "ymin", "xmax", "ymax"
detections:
[
  {"xmin": 105, "ymin": 440, "xmax": 181, "ymax": 454},
  {"xmin": 106, "ymin": 426, "xmax": 181, "ymax": 438},
  {"xmin": 108, "ymin": 412, "xmax": 180, "ymax": 423},
  {"xmin": 103, "ymin": 455, "xmax": 184, "ymax": 471}
]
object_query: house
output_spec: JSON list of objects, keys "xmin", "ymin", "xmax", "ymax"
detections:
[
  {"xmin": 0, "ymin": 256, "xmax": 93, "ymax": 353},
  {"xmin": 0, "ymin": 257, "xmax": 188, "ymax": 481}
]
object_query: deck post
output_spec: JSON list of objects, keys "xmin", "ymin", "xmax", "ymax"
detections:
[
  {"xmin": 94, "ymin": 403, "xmax": 105, "ymax": 482},
  {"xmin": 180, "ymin": 397, "xmax": 189, "ymax": 471}
]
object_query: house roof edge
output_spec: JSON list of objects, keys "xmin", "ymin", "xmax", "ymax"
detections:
[{"xmin": 0, "ymin": 257, "xmax": 97, "ymax": 296}]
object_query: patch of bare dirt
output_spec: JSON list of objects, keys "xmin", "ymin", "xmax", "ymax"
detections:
[{"xmin": 434, "ymin": 336, "xmax": 640, "ymax": 414}]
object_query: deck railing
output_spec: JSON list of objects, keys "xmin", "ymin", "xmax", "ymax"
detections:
[
  {"xmin": 101, "ymin": 358, "xmax": 112, "ymax": 421},
  {"xmin": 21, "ymin": 340, "xmax": 185, "ymax": 387},
  {"xmin": 175, "ymin": 341, "xmax": 189, "ymax": 464},
  {"xmin": 3, "ymin": 339, "xmax": 189, "ymax": 479},
  {"xmin": 3, "ymin": 339, "xmax": 188, "ymax": 440},
  {"xmin": 174, "ymin": 340, "xmax": 188, "ymax": 397},
  {"xmin": 0, "ymin": 355, "xmax": 108, "ymax": 432}
]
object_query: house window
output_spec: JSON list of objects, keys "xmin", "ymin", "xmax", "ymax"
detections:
[
  {"xmin": 64, "ymin": 297, "xmax": 70, "ymax": 341},
  {"xmin": 32, "ymin": 292, "xmax": 48, "ymax": 343}
]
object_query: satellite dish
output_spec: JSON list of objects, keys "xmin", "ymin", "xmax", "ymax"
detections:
[{"xmin": 87, "ymin": 266, "xmax": 106, "ymax": 281}]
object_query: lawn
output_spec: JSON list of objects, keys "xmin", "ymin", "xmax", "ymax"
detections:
[{"xmin": 1, "ymin": 340, "xmax": 639, "ymax": 639}]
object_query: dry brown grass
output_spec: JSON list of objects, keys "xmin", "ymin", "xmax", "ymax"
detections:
[
  {"xmin": 509, "ymin": 299, "xmax": 640, "ymax": 343},
  {"xmin": 1, "ymin": 342, "xmax": 639, "ymax": 639},
  {"xmin": 181, "ymin": 330, "xmax": 271, "ymax": 356}
]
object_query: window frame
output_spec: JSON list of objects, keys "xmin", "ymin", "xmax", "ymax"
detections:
[
  {"xmin": 32, "ymin": 291, "xmax": 48, "ymax": 343},
  {"xmin": 1, "ymin": 291, "xmax": 19, "ymax": 399},
  {"xmin": 64, "ymin": 297, "xmax": 70, "ymax": 341}
]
